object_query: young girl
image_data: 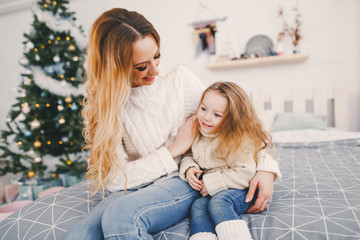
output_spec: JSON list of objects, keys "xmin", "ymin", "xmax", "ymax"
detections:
[{"xmin": 180, "ymin": 82, "xmax": 279, "ymax": 240}]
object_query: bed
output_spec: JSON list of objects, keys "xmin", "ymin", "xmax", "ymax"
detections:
[{"xmin": 0, "ymin": 88, "xmax": 359, "ymax": 240}]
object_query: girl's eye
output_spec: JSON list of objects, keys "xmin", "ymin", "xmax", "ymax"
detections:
[
  {"xmin": 154, "ymin": 53, "xmax": 161, "ymax": 59},
  {"xmin": 201, "ymin": 107, "xmax": 206, "ymax": 111},
  {"xmin": 136, "ymin": 65, "xmax": 147, "ymax": 71},
  {"xmin": 215, "ymin": 113, "xmax": 222, "ymax": 117}
]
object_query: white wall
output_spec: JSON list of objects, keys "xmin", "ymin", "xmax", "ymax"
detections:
[{"xmin": 0, "ymin": 0, "xmax": 359, "ymax": 130}]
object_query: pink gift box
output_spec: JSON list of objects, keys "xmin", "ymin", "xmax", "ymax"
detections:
[{"xmin": 0, "ymin": 200, "xmax": 32, "ymax": 222}]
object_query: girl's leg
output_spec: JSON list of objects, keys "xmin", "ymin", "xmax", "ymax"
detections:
[
  {"xmin": 208, "ymin": 188, "xmax": 254, "ymax": 224},
  {"xmin": 189, "ymin": 196, "xmax": 216, "ymax": 236},
  {"xmin": 101, "ymin": 177, "xmax": 200, "ymax": 240},
  {"xmin": 63, "ymin": 189, "xmax": 133, "ymax": 240},
  {"xmin": 208, "ymin": 189, "xmax": 255, "ymax": 240}
]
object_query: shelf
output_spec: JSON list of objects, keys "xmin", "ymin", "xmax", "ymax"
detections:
[{"xmin": 206, "ymin": 53, "xmax": 310, "ymax": 70}]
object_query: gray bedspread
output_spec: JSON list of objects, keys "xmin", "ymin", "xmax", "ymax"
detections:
[{"xmin": 1, "ymin": 138, "xmax": 359, "ymax": 240}]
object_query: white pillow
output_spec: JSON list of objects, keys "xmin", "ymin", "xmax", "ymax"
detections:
[{"xmin": 258, "ymin": 110, "xmax": 276, "ymax": 132}]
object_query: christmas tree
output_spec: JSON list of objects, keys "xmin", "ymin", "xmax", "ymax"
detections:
[{"xmin": 0, "ymin": 0, "xmax": 87, "ymax": 181}]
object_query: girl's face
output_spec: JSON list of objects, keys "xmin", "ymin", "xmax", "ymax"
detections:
[
  {"xmin": 132, "ymin": 35, "xmax": 160, "ymax": 88},
  {"xmin": 197, "ymin": 90, "xmax": 228, "ymax": 134}
]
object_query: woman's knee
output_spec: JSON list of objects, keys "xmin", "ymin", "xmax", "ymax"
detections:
[{"xmin": 101, "ymin": 197, "xmax": 138, "ymax": 227}]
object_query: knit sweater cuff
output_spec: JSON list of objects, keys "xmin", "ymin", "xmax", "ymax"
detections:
[
  {"xmin": 179, "ymin": 158, "xmax": 199, "ymax": 181},
  {"xmin": 203, "ymin": 171, "xmax": 227, "ymax": 196},
  {"xmin": 158, "ymin": 147, "xmax": 178, "ymax": 174},
  {"xmin": 257, "ymin": 154, "xmax": 282, "ymax": 180}
]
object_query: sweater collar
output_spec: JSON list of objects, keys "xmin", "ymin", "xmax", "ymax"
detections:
[
  {"xmin": 130, "ymin": 64, "xmax": 169, "ymax": 96},
  {"xmin": 200, "ymin": 130, "xmax": 218, "ymax": 139}
]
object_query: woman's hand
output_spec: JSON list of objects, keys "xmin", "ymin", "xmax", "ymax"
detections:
[
  {"xmin": 186, "ymin": 167, "xmax": 203, "ymax": 191},
  {"xmin": 245, "ymin": 171, "xmax": 275, "ymax": 213},
  {"xmin": 167, "ymin": 115, "xmax": 197, "ymax": 158}
]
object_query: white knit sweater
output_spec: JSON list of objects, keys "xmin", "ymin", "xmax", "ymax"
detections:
[
  {"xmin": 106, "ymin": 65, "xmax": 282, "ymax": 192},
  {"xmin": 179, "ymin": 133, "xmax": 257, "ymax": 196}
]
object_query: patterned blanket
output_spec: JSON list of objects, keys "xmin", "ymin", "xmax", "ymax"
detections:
[{"xmin": 1, "ymin": 138, "xmax": 359, "ymax": 240}]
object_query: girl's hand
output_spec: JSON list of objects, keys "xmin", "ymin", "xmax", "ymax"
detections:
[
  {"xmin": 186, "ymin": 167, "xmax": 203, "ymax": 191},
  {"xmin": 167, "ymin": 115, "xmax": 197, "ymax": 158},
  {"xmin": 200, "ymin": 182, "xmax": 208, "ymax": 197}
]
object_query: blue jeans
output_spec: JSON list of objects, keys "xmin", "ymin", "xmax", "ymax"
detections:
[
  {"xmin": 190, "ymin": 188, "xmax": 255, "ymax": 236},
  {"xmin": 63, "ymin": 177, "xmax": 200, "ymax": 240}
]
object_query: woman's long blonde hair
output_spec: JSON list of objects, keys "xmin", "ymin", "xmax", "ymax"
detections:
[
  {"xmin": 82, "ymin": 8, "xmax": 160, "ymax": 196},
  {"xmin": 197, "ymin": 82, "xmax": 273, "ymax": 165}
]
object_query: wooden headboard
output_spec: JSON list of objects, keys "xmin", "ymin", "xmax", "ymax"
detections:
[{"xmin": 249, "ymin": 88, "xmax": 349, "ymax": 131}]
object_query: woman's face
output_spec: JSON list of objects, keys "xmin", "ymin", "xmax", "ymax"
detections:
[
  {"xmin": 197, "ymin": 90, "xmax": 228, "ymax": 134},
  {"xmin": 132, "ymin": 35, "xmax": 160, "ymax": 87}
]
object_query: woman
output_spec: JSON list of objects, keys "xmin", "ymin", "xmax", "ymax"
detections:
[{"xmin": 64, "ymin": 8, "xmax": 281, "ymax": 240}]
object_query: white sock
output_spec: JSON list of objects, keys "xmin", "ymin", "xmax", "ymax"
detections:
[
  {"xmin": 215, "ymin": 220, "xmax": 252, "ymax": 240},
  {"xmin": 190, "ymin": 232, "xmax": 218, "ymax": 240}
]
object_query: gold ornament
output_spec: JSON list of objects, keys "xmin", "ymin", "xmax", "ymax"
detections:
[
  {"xmin": 68, "ymin": 44, "xmax": 75, "ymax": 51},
  {"xmin": 65, "ymin": 96, "xmax": 72, "ymax": 103},
  {"xmin": 66, "ymin": 159, "xmax": 72, "ymax": 165},
  {"xmin": 51, "ymin": 172, "xmax": 58, "ymax": 179},
  {"xmin": 33, "ymin": 140, "xmax": 42, "ymax": 148},
  {"xmin": 27, "ymin": 170, "xmax": 36, "ymax": 178}
]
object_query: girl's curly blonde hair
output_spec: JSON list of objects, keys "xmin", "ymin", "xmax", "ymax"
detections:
[{"xmin": 196, "ymin": 82, "xmax": 273, "ymax": 165}]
